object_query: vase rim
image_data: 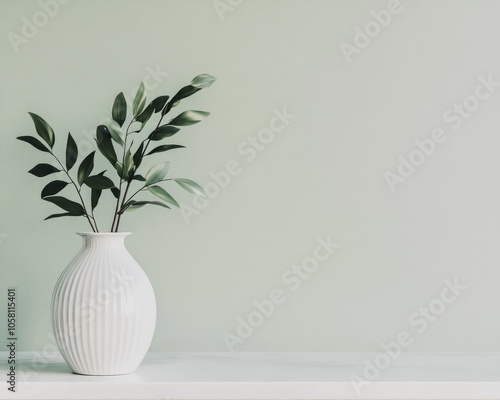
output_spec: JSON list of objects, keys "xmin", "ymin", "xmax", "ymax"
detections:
[{"xmin": 76, "ymin": 232, "xmax": 132, "ymax": 236}]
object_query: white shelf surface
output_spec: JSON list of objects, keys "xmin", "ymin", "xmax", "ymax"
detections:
[{"xmin": 0, "ymin": 351, "xmax": 499, "ymax": 399}]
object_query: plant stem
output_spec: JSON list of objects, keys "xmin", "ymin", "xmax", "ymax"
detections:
[
  {"xmin": 114, "ymin": 179, "xmax": 133, "ymax": 232},
  {"xmin": 112, "ymin": 106, "xmax": 171, "ymax": 231},
  {"xmin": 50, "ymin": 152, "xmax": 97, "ymax": 232},
  {"xmin": 110, "ymin": 185, "xmax": 122, "ymax": 232},
  {"xmin": 90, "ymin": 211, "xmax": 99, "ymax": 232},
  {"xmin": 140, "ymin": 113, "xmax": 166, "ymax": 158},
  {"xmin": 122, "ymin": 178, "xmax": 174, "ymax": 207},
  {"xmin": 122, "ymin": 186, "xmax": 145, "ymax": 206},
  {"xmin": 110, "ymin": 119, "xmax": 135, "ymax": 232}
]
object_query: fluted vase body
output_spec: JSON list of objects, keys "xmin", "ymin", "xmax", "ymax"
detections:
[{"xmin": 51, "ymin": 232, "xmax": 156, "ymax": 375}]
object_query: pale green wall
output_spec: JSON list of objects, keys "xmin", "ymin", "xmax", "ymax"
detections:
[{"xmin": 1, "ymin": 0, "xmax": 499, "ymax": 352}]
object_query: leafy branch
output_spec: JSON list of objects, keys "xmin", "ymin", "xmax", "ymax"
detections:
[{"xmin": 17, "ymin": 74, "xmax": 216, "ymax": 232}]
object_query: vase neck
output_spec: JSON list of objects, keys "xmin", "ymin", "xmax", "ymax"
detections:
[{"xmin": 77, "ymin": 232, "xmax": 131, "ymax": 248}]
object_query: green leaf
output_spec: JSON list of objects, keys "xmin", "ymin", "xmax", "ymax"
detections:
[
  {"xmin": 132, "ymin": 174, "xmax": 146, "ymax": 182},
  {"xmin": 107, "ymin": 120, "xmax": 125, "ymax": 146},
  {"xmin": 137, "ymin": 200, "xmax": 170, "ymax": 209},
  {"xmin": 132, "ymin": 82, "xmax": 146, "ymax": 116},
  {"xmin": 162, "ymin": 78, "xmax": 213, "ymax": 116},
  {"xmin": 84, "ymin": 175, "xmax": 115, "ymax": 189},
  {"xmin": 112, "ymin": 92, "xmax": 127, "ymax": 127},
  {"xmin": 44, "ymin": 196, "xmax": 85, "ymax": 215},
  {"xmin": 77, "ymin": 151, "xmax": 95, "ymax": 186},
  {"xmin": 120, "ymin": 200, "xmax": 170, "ymax": 213},
  {"xmin": 66, "ymin": 132, "xmax": 78, "ymax": 171},
  {"xmin": 95, "ymin": 125, "xmax": 117, "ymax": 165},
  {"xmin": 145, "ymin": 162, "xmax": 169, "ymax": 185},
  {"xmin": 191, "ymin": 74, "xmax": 216, "ymax": 88},
  {"xmin": 161, "ymin": 103, "xmax": 173, "ymax": 116},
  {"xmin": 148, "ymin": 125, "xmax": 180, "ymax": 141},
  {"xmin": 146, "ymin": 144, "xmax": 185, "ymax": 156},
  {"xmin": 91, "ymin": 171, "xmax": 105, "ymax": 210},
  {"xmin": 123, "ymin": 149, "xmax": 135, "ymax": 180},
  {"xmin": 28, "ymin": 163, "xmax": 60, "ymax": 177},
  {"xmin": 170, "ymin": 85, "xmax": 201, "ymax": 104},
  {"xmin": 44, "ymin": 212, "xmax": 80, "ymax": 220},
  {"xmin": 151, "ymin": 95, "xmax": 169, "ymax": 113},
  {"xmin": 169, "ymin": 110, "xmax": 210, "ymax": 126},
  {"xmin": 136, "ymin": 97, "xmax": 147, "ymax": 117},
  {"xmin": 120, "ymin": 201, "xmax": 144, "ymax": 213},
  {"xmin": 148, "ymin": 185, "xmax": 179, "ymax": 208},
  {"xmin": 28, "ymin": 112, "xmax": 55, "ymax": 148},
  {"xmin": 17, "ymin": 136, "xmax": 50, "ymax": 153},
  {"xmin": 114, "ymin": 162, "xmax": 125, "ymax": 179},
  {"xmin": 91, "ymin": 189, "xmax": 102, "ymax": 211},
  {"xmin": 175, "ymin": 178, "xmax": 206, "ymax": 198},
  {"xmin": 133, "ymin": 143, "xmax": 144, "ymax": 170},
  {"xmin": 111, "ymin": 187, "xmax": 120, "ymax": 199},
  {"xmin": 135, "ymin": 102, "xmax": 154, "ymax": 125},
  {"xmin": 41, "ymin": 180, "xmax": 69, "ymax": 198}
]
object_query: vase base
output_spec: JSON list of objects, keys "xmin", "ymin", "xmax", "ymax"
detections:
[{"xmin": 72, "ymin": 369, "xmax": 137, "ymax": 376}]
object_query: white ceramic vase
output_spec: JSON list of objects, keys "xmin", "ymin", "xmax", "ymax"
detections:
[{"xmin": 51, "ymin": 232, "xmax": 156, "ymax": 375}]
